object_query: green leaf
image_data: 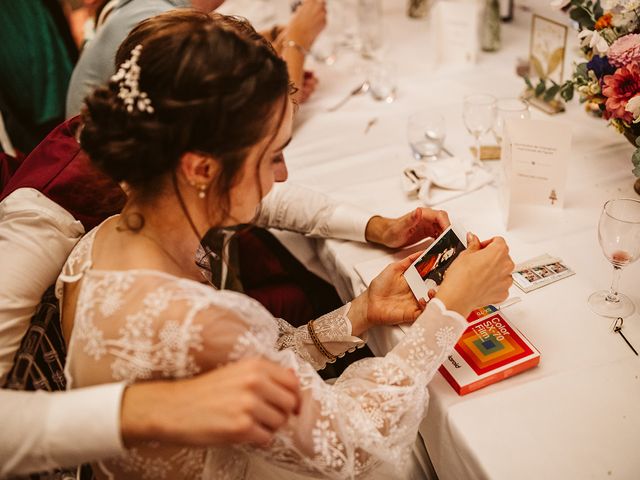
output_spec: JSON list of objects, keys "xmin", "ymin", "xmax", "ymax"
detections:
[
  {"xmin": 544, "ymin": 84, "xmax": 561, "ymax": 102},
  {"xmin": 575, "ymin": 62, "xmax": 589, "ymax": 80},
  {"xmin": 560, "ymin": 81, "xmax": 575, "ymax": 102},
  {"xmin": 535, "ymin": 80, "xmax": 546, "ymax": 97},
  {"xmin": 594, "ymin": 2, "xmax": 603, "ymax": 19},
  {"xmin": 570, "ymin": 7, "xmax": 595, "ymax": 30},
  {"xmin": 633, "ymin": 148, "xmax": 640, "ymax": 176},
  {"xmin": 636, "ymin": 136, "xmax": 640, "ymax": 148},
  {"xmin": 524, "ymin": 76, "xmax": 534, "ymax": 89}
]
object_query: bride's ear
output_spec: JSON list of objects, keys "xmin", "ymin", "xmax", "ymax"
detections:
[{"xmin": 179, "ymin": 152, "xmax": 220, "ymax": 187}]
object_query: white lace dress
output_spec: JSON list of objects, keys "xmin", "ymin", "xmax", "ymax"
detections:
[{"xmin": 56, "ymin": 224, "xmax": 467, "ymax": 480}]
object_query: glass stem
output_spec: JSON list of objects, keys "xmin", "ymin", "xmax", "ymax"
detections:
[
  {"xmin": 474, "ymin": 134, "xmax": 481, "ymax": 167},
  {"xmin": 605, "ymin": 265, "xmax": 623, "ymax": 303}
]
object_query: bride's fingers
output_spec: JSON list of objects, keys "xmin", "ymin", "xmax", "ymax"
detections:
[{"xmin": 395, "ymin": 250, "xmax": 423, "ymax": 271}]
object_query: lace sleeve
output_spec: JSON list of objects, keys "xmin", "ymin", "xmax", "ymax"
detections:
[
  {"xmin": 192, "ymin": 295, "xmax": 466, "ymax": 479},
  {"xmin": 274, "ymin": 304, "xmax": 366, "ymax": 370}
]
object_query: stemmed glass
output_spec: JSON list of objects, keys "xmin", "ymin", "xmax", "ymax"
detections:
[
  {"xmin": 463, "ymin": 94, "xmax": 497, "ymax": 167},
  {"xmin": 588, "ymin": 198, "xmax": 640, "ymax": 317},
  {"xmin": 493, "ymin": 98, "xmax": 530, "ymax": 146}
]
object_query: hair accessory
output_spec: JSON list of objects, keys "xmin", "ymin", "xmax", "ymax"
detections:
[{"xmin": 110, "ymin": 44, "xmax": 154, "ymax": 114}]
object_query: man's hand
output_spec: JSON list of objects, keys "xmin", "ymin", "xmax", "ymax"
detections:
[
  {"xmin": 365, "ymin": 208, "xmax": 450, "ymax": 248},
  {"xmin": 121, "ymin": 358, "xmax": 301, "ymax": 448}
]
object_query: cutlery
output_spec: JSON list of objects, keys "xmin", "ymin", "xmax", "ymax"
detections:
[
  {"xmin": 364, "ymin": 117, "xmax": 378, "ymax": 134},
  {"xmin": 327, "ymin": 81, "xmax": 370, "ymax": 112}
]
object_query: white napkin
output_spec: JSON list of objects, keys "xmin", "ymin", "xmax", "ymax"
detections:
[{"xmin": 401, "ymin": 157, "xmax": 493, "ymax": 206}]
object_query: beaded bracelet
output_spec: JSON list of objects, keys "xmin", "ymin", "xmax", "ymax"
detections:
[{"xmin": 307, "ymin": 320, "xmax": 337, "ymax": 361}]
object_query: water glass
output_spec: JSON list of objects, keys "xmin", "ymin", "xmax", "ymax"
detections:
[
  {"xmin": 462, "ymin": 94, "xmax": 497, "ymax": 166},
  {"xmin": 357, "ymin": 0, "xmax": 383, "ymax": 58},
  {"xmin": 494, "ymin": 98, "xmax": 530, "ymax": 145},
  {"xmin": 408, "ymin": 111, "xmax": 446, "ymax": 160},
  {"xmin": 588, "ymin": 198, "xmax": 640, "ymax": 317},
  {"xmin": 368, "ymin": 61, "xmax": 397, "ymax": 103}
]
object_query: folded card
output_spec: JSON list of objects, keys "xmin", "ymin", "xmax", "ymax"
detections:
[
  {"xmin": 499, "ymin": 118, "xmax": 571, "ymax": 228},
  {"xmin": 433, "ymin": 0, "xmax": 480, "ymax": 67}
]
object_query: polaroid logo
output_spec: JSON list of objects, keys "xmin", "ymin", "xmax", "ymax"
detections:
[{"xmin": 447, "ymin": 355, "xmax": 461, "ymax": 369}]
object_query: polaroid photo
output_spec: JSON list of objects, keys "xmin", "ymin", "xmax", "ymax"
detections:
[{"xmin": 403, "ymin": 225, "xmax": 468, "ymax": 300}]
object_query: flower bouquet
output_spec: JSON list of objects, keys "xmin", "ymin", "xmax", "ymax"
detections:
[{"xmin": 541, "ymin": 0, "xmax": 640, "ymax": 190}]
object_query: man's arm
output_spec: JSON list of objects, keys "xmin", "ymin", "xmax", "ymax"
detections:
[
  {"xmin": 0, "ymin": 359, "xmax": 300, "ymax": 478},
  {"xmin": 255, "ymin": 183, "xmax": 371, "ymax": 242},
  {"xmin": 255, "ymin": 183, "xmax": 450, "ymax": 248},
  {"xmin": 0, "ymin": 384, "xmax": 125, "ymax": 477}
]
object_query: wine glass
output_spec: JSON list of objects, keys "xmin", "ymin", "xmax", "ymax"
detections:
[
  {"xmin": 407, "ymin": 111, "xmax": 446, "ymax": 161},
  {"xmin": 588, "ymin": 198, "xmax": 640, "ymax": 317},
  {"xmin": 493, "ymin": 98, "xmax": 530, "ymax": 146},
  {"xmin": 463, "ymin": 94, "xmax": 497, "ymax": 167}
]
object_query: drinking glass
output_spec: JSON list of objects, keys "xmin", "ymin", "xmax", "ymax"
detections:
[
  {"xmin": 357, "ymin": 0, "xmax": 383, "ymax": 59},
  {"xmin": 463, "ymin": 94, "xmax": 497, "ymax": 167},
  {"xmin": 588, "ymin": 198, "xmax": 640, "ymax": 317},
  {"xmin": 407, "ymin": 111, "xmax": 446, "ymax": 160},
  {"xmin": 368, "ymin": 61, "xmax": 397, "ymax": 103},
  {"xmin": 494, "ymin": 98, "xmax": 530, "ymax": 145}
]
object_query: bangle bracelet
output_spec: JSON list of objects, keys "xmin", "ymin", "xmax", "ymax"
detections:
[
  {"xmin": 307, "ymin": 320, "xmax": 336, "ymax": 361},
  {"xmin": 282, "ymin": 39, "xmax": 309, "ymax": 56}
]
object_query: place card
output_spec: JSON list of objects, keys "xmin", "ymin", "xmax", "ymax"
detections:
[
  {"xmin": 433, "ymin": 0, "xmax": 480, "ymax": 67},
  {"xmin": 498, "ymin": 118, "xmax": 571, "ymax": 227}
]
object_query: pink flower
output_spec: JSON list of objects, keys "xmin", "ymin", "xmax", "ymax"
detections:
[
  {"xmin": 602, "ymin": 64, "xmax": 640, "ymax": 122},
  {"xmin": 608, "ymin": 34, "xmax": 640, "ymax": 67}
]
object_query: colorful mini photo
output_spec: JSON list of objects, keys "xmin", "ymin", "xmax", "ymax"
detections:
[
  {"xmin": 546, "ymin": 262, "xmax": 567, "ymax": 274},
  {"xmin": 532, "ymin": 266, "xmax": 555, "ymax": 278},
  {"xmin": 518, "ymin": 269, "xmax": 540, "ymax": 283}
]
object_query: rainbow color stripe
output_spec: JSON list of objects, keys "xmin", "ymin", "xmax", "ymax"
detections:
[
  {"xmin": 466, "ymin": 305, "xmax": 498, "ymax": 322},
  {"xmin": 455, "ymin": 313, "xmax": 534, "ymax": 375}
]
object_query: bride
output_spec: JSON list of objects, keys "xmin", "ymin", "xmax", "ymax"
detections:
[{"xmin": 57, "ymin": 10, "xmax": 514, "ymax": 479}]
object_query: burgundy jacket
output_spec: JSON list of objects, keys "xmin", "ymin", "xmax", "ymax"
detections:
[{"xmin": 0, "ymin": 117, "xmax": 126, "ymax": 231}]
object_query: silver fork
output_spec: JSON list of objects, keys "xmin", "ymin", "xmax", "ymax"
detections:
[{"xmin": 327, "ymin": 81, "xmax": 370, "ymax": 112}]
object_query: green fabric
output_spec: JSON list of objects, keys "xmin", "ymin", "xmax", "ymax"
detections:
[{"xmin": 0, "ymin": 0, "xmax": 73, "ymax": 127}]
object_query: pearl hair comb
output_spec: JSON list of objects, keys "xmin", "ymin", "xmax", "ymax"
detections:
[{"xmin": 110, "ymin": 44, "xmax": 154, "ymax": 114}]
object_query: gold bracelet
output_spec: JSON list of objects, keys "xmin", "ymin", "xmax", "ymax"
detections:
[
  {"xmin": 307, "ymin": 320, "xmax": 336, "ymax": 361},
  {"xmin": 282, "ymin": 39, "xmax": 309, "ymax": 57}
]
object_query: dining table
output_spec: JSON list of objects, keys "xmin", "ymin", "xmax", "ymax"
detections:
[{"xmin": 223, "ymin": 0, "xmax": 640, "ymax": 478}]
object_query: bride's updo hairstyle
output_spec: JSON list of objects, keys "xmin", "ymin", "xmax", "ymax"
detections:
[{"xmin": 80, "ymin": 10, "xmax": 290, "ymax": 212}]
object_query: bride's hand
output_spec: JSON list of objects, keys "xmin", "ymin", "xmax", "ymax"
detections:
[
  {"xmin": 436, "ymin": 233, "xmax": 514, "ymax": 318},
  {"xmin": 348, "ymin": 252, "xmax": 427, "ymax": 336}
]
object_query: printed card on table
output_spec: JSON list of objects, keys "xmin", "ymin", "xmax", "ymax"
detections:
[
  {"xmin": 433, "ymin": 0, "xmax": 480, "ymax": 67},
  {"xmin": 499, "ymin": 118, "xmax": 571, "ymax": 228}
]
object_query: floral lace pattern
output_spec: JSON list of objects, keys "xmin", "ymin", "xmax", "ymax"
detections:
[{"xmin": 58, "ymin": 223, "xmax": 466, "ymax": 479}]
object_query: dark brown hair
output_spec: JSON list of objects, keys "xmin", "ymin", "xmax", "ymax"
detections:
[{"xmin": 80, "ymin": 10, "xmax": 290, "ymax": 218}]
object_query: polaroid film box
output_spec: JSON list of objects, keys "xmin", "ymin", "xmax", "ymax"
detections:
[{"xmin": 439, "ymin": 305, "xmax": 540, "ymax": 395}]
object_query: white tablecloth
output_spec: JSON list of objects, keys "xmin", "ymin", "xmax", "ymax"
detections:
[{"xmin": 230, "ymin": 0, "xmax": 640, "ymax": 478}]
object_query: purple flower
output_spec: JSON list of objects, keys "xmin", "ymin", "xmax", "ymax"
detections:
[{"xmin": 587, "ymin": 55, "xmax": 616, "ymax": 79}]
